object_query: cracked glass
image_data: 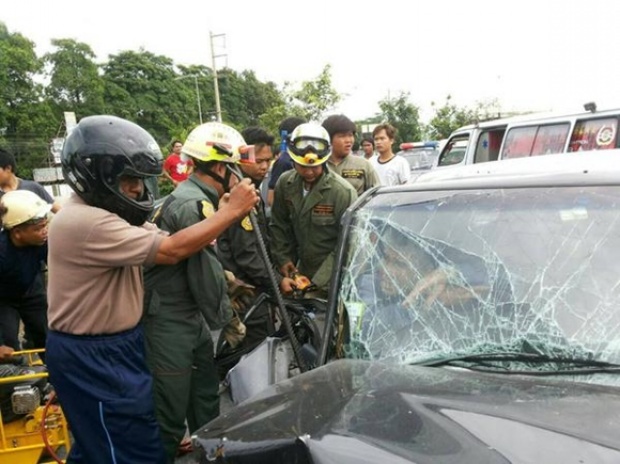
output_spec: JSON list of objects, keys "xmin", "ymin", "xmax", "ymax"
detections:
[{"xmin": 340, "ymin": 186, "xmax": 620, "ymax": 385}]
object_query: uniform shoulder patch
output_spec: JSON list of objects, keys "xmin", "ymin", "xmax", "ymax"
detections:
[
  {"xmin": 199, "ymin": 200, "xmax": 215, "ymax": 219},
  {"xmin": 241, "ymin": 215, "xmax": 253, "ymax": 231}
]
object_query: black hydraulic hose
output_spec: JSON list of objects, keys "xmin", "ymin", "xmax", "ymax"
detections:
[{"xmin": 228, "ymin": 165, "xmax": 307, "ymax": 372}]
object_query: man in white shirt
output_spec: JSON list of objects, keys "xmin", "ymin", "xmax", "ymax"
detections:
[{"xmin": 370, "ymin": 123, "xmax": 411, "ymax": 186}]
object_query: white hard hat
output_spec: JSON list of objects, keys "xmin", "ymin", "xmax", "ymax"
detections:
[
  {"xmin": 0, "ymin": 190, "xmax": 52, "ymax": 229},
  {"xmin": 182, "ymin": 122, "xmax": 246, "ymax": 164}
]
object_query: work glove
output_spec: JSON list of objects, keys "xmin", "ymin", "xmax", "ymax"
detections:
[
  {"xmin": 226, "ymin": 273, "xmax": 257, "ymax": 314},
  {"xmin": 222, "ymin": 314, "xmax": 246, "ymax": 349}
]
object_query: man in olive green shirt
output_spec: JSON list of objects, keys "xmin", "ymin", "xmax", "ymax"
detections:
[
  {"xmin": 322, "ymin": 114, "xmax": 380, "ymax": 195},
  {"xmin": 143, "ymin": 122, "xmax": 248, "ymax": 461},
  {"xmin": 271, "ymin": 123, "xmax": 358, "ymax": 297}
]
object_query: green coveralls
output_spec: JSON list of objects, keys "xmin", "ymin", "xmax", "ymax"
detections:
[
  {"xmin": 143, "ymin": 174, "xmax": 233, "ymax": 462},
  {"xmin": 270, "ymin": 168, "xmax": 358, "ymax": 292}
]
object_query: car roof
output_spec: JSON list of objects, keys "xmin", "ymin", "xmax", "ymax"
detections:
[
  {"xmin": 452, "ymin": 107, "xmax": 620, "ymax": 133},
  {"xmin": 391, "ymin": 149, "xmax": 620, "ymax": 191}
]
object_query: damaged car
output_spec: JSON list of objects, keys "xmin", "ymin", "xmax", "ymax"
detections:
[{"xmin": 189, "ymin": 151, "xmax": 620, "ymax": 463}]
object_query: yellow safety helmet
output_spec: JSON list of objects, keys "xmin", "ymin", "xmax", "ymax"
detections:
[
  {"xmin": 287, "ymin": 123, "xmax": 331, "ymax": 167},
  {"xmin": 181, "ymin": 122, "xmax": 247, "ymax": 164},
  {"xmin": 0, "ymin": 190, "xmax": 52, "ymax": 230}
]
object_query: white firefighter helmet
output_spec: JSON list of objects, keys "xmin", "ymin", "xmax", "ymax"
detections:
[
  {"xmin": 0, "ymin": 190, "xmax": 52, "ymax": 230},
  {"xmin": 181, "ymin": 122, "xmax": 246, "ymax": 164}
]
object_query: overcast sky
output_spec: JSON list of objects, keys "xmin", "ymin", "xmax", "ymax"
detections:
[{"xmin": 3, "ymin": 0, "xmax": 620, "ymax": 122}]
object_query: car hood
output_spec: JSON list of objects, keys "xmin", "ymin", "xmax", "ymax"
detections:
[{"xmin": 193, "ymin": 359, "xmax": 620, "ymax": 463}]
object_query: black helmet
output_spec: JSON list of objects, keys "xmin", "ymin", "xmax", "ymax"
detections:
[{"xmin": 61, "ymin": 115, "xmax": 163, "ymax": 226}]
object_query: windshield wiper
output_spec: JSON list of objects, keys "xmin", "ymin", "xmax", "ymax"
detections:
[{"xmin": 418, "ymin": 352, "xmax": 620, "ymax": 376}]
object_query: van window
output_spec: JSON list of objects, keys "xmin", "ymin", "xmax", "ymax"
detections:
[
  {"xmin": 474, "ymin": 128, "xmax": 505, "ymax": 163},
  {"xmin": 438, "ymin": 135, "xmax": 469, "ymax": 166},
  {"xmin": 531, "ymin": 124, "xmax": 570, "ymax": 156},
  {"xmin": 502, "ymin": 123, "xmax": 570, "ymax": 159},
  {"xmin": 568, "ymin": 117, "xmax": 618, "ymax": 152}
]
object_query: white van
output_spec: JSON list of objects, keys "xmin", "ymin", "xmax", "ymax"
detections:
[{"xmin": 435, "ymin": 104, "xmax": 620, "ymax": 168}]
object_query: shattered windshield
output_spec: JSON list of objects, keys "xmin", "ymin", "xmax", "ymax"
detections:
[{"xmin": 340, "ymin": 186, "xmax": 620, "ymax": 384}]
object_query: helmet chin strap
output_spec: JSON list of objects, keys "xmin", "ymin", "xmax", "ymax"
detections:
[
  {"xmin": 204, "ymin": 164, "xmax": 237, "ymax": 193},
  {"xmin": 224, "ymin": 164, "xmax": 245, "ymax": 190}
]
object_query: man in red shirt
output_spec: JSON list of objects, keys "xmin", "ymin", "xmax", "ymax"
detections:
[{"xmin": 162, "ymin": 140, "xmax": 193, "ymax": 186}]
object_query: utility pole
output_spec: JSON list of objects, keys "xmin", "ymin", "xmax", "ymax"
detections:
[
  {"xmin": 193, "ymin": 75, "xmax": 203, "ymax": 124},
  {"xmin": 174, "ymin": 75, "xmax": 203, "ymax": 124},
  {"xmin": 210, "ymin": 31, "xmax": 226, "ymax": 123}
]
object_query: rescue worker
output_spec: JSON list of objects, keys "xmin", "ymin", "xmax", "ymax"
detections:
[
  {"xmin": 216, "ymin": 127, "xmax": 296, "ymax": 373},
  {"xmin": 322, "ymin": 114, "xmax": 380, "ymax": 195},
  {"xmin": 46, "ymin": 115, "xmax": 257, "ymax": 464},
  {"xmin": 143, "ymin": 122, "xmax": 251, "ymax": 462},
  {"xmin": 270, "ymin": 123, "xmax": 358, "ymax": 297},
  {"xmin": 0, "ymin": 190, "xmax": 51, "ymax": 358},
  {"xmin": 217, "ymin": 126, "xmax": 294, "ymax": 294}
]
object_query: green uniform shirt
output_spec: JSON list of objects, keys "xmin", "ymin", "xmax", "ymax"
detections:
[
  {"xmin": 328, "ymin": 154, "xmax": 380, "ymax": 195},
  {"xmin": 270, "ymin": 168, "xmax": 358, "ymax": 290},
  {"xmin": 217, "ymin": 190, "xmax": 275, "ymax": 292},
  {"xmin": 144, "ymin": 174, "xmax": 232, "ymax": 329}
]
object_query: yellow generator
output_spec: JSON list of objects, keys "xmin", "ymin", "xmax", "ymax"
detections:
[{"xmin": 0, "ymin": 350, "xmax": 71, "ymax": 463}]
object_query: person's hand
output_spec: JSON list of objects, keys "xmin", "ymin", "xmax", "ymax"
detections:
[
  {"xmin": 279, "ymin": 277, "xmax": 297, "ymax": 295},
  {"xmin": 279, "ymin": 262, "xmax": 297, "ymax": 278},
  {"xmin": 220, "ymin": 178, "xmax": 259, "ymax": 219},
  {"xmin": 222, "ymin": 314, "xmax": 246, "ymax": 349},
  {"xmin": 227, "ymin": 277, "xmax": 256, "ymax": 313},
  {"xmin": 0, "ymin": 345, "xmax": 14, "ymax": 362}
]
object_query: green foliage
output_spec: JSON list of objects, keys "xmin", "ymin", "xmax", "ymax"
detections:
[
  {"xmin": 257, "ymin": 65, "xmax": 339, "ymax": 138},
  {"xmin": 377, "ymin": 92, "xmax": 422, "ymax": 146},
  {"xmin": 101, "ymin": 50, "xmax": 188, "ymax": 144},
  {"xmin": 1, "ymin": 21, "xmax": 504, "ymax": 183},
  {"xmin": 0, "ymin": 22, "xmax": 57, "ymax": 178},
  {"xmin": 291, "ymin": 65, "xmax": 340, "ymax": 122},
  {"xmin": 426, "ymin": 96, "xmax": 503, "ymax": 139},
  {"xmin": 158, "ymin": 179, "xmax": 175, "ymax": 197},
  {"xmin": 44, "ymin": 38, "xmax": 105, "ymax": 116},
  {"xmin": 426, "ymin": 95, "xmax": 478, "ymax": 139}
]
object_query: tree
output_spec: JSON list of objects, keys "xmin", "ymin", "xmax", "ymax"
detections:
[
  {"xmin": 425, "ymin": 95, "xmax": 478, "ymax": 139},
  {"xmin": 292, "ymin": 65, "xmax": 340, "ymax": 122},
  {"xmin": 43, "ymin": 38, "xmax": 105, "ymax": 117},
  {"xmin": 175, "ymin": 64, "xmax": 216, "ymax": 128},
  {"xmin": 258, "ymin": 65, "xmax": 340, "ymax": 137},
  {"xmin": 377, "ymin": 91, "xmax": 422, "ymax": 146},
  {"xmin": 425, "ymin": 96, "xmax": 504, "ymax": 139},
  {"xmin": 101, "ymin": 50, "xmax": 189, "ymax": 143},
  {"xmin": 0, "ymin": 22, "xmax": 56, "ymax": 178}
]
